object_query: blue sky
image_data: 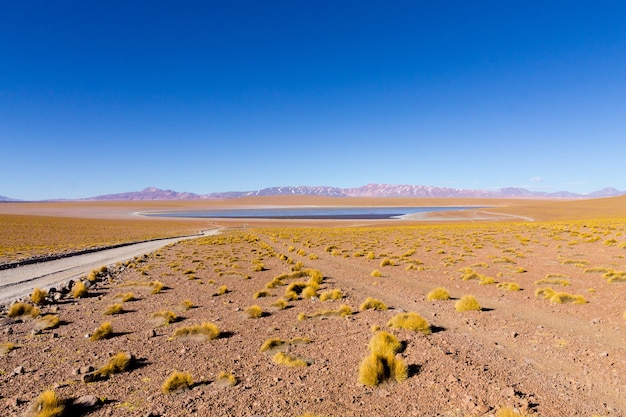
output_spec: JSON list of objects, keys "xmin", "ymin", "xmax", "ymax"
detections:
[{"xmin": 1, "ymin": 1, "xmax": 625, "ymax": 200}]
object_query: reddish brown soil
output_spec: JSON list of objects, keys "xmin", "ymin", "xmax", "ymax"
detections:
[{"xmin": 1, "ymin": 217, "xmax": 625, "ymax": 416}]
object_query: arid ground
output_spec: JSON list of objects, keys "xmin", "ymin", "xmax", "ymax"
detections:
[{"xmin": 0, "ymin": 197, "xmax": 625, "ymax": 416}]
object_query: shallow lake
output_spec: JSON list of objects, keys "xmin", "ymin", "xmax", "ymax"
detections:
[{"xmin": 140, "ymin": 206, "xmax": 481, "ymax": 220}]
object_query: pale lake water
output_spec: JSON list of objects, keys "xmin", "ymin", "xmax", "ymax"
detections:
[{"xmin": 141, "ymin": 206, "xmax": 482, "ymax": 220}]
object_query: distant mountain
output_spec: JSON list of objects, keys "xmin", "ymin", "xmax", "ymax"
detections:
[
  {"xmin": 85, "ymin": 184, "xmax": 626, "ymax": 201},
  {"xmin": 84, "ymin": 187, "xmax": 204, "ymax": 201},
  {"xmin": 0, "ymin": 195, "xmax": 19, "ymax": 202}
]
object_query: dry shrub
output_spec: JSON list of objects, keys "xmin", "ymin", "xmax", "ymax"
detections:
[
  {"xmin": 549, "ymin": 292, "xmax": 587, "ymax": 304},
  {"xmin": 495, "ymin": 407, "xmax": 531, "ymax": 417},
  {"xmin": 253, "ymin": 290, "xmax": 270, "ymax": 299},
  {"xmin": 172, "ymin": 323, "xmax": 220, "ymax": 341},
  {"xmin": 260, "ymin": 338, "xmax": 287, "ymax": 353},
  {"xmin": 8, "ymin": 302, "xmax": 40, "ymax": 318},
  {"xmin": 179, "ymin": 300, "xmax": 194, "ymax": 311},
  {"xmin": 497, "ymin": 282, "xmax": 521, "ymax": 291},
  {"xmin": 215, "ymin": 371, "xmax": 238, "ymax": 387},
  {"xmin": 455, "ymin": 295, "xmax": 481, "ymax": 312},
  {"xmin": 426, "ymin": 287, "xmax": 450, "ymax": 301},
  {"xmin": 535, "ymin": 278, "xmax": 570, "ymax": 286},
  {"xmin": 31, "ymin": 288, "xmax": 48, "ymax": 305},
  {"xmin": 150, "ymin": 310, "xmax": 177, "ymax": 326},
  {"xmin": 387, "ymin": 312, "xmax": 431, "ymax": 335},
  {"xmin": 245, "ymin": 305, "xmax": 264, "ymax": 318},
  {"xmin": 94, "ymin": 351, "xmax": 132, "ymax": 378},
  {"xmin": 34, "ymin": 315, "xmax": 60, "ymax": 331},
  {"xmin": 214, "ymin": 285, "xmax": 229, "ymax": 296},
  {"xmin": 270, "ymin": 299, "xmax": 288, "ymax": 310},
  {"xmin": 368, "ymin": 331, "xmax": 402, "ymax": 356},
  {"xmin": 162, "ymin": 371, "xmax": 193, "ymax": 394},
  {"xmin": 305, "ymin": 305, "xmax": 353, "ymax": 319},
  {"xmin": 30, "ymin": 389, "xmax": 65, "ymax": 417},
  {"xmin": 358, "ymin": 352, "xmax": 408, "ymax": 386},
  {"xmin": 319, "ymin": 289, "xmax": 343, "ymax": 301},
  {"xmin": 535, "ymin": 287, "xmax": 556, "ymax": 299},
  {"xmin": 380, "ymin": 258, "xmax": 395, "ymax": 267},
  {"xmin": 359, "ymin": 297, "xmax": 388, "ymax": 311},
  {"xmin": 104, "ymin": 303, "xmax": 124, "ymax": 315},
  {"xmin": 272, "ymin": 351, "xmax": 309, "ymax": 367},
  {"xmin": 1, "ymin": 342, "xmax": 16, "ymax": 355},
  {"xmin": 71, "ymin": 281, "xmax": 88, "ymax": 299},
  {"xmin": 150, "ymin": 280, "xmax": 164, "ymax": 294},
  {"xmin": 114, "ymin": 292, "xmax": 136, "ymax": 302},
  {"xmin": 301, "ymin": 284, "xmax": 318, "ymax": 299},
  {"xmin": 371, "ymin": 269, "xmax": 382, "ymax": 277},
  {"xmin": 90, "ymin": 322, "xmax": 113, "ymax": 341}
]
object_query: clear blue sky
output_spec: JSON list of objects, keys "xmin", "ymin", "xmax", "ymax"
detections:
[{"xmin": 1, "ymin": 1, "xmax": 625, "ymax": 200}]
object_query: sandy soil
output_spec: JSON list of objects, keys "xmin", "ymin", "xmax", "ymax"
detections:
[{"xmin": 1, "ymin": 217, "xmax": 625, "ymax": 416}]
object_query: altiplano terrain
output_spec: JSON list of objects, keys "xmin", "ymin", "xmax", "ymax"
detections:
[{"xmin": 0, "ymin": 197, "xmax": 625, "ymax": 417}]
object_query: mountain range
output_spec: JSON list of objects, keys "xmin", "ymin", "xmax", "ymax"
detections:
[{"xmin": 79, "ymin": 184, "xmax": 626, "ymax": 201}]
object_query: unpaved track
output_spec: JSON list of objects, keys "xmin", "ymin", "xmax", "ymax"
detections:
[{"xmin": 0, "ymin": 229, "xmax": 220, "ymax": 305}]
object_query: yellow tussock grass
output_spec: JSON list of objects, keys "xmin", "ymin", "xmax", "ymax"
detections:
[
  {"xmin": 358, "ymin": 352, "xmax": 408, "ymax": 386},
  {"xmin": 368, "ymin": 331, "xmax": 402, "ymax": 356},
  {"xmin": 495, "ymin": 407, "xmax": 531, "ymax": 417},
  {"xmin": 114, "ymin": 292, "xmax": 136, "ymax": 302},
  {"xmin": 387, "ymin": 312, "xmax": 431, "ymax": 335},
  {"xmin": 71, "ymin": 281, "xmax": 88, "ymax": 298},
  {"xmin": 31, "ymin": 389, "xmax": 65, "ymax": 417},
  {"xmin": 245, "ymin": 305, "xmax": 264, "ymax": 318},
  {"xmin": 8, "ymin": 302, "xmax": 40, "ymax": 318},
  {"xmin": 90, "ymin": 322, "xmax": 113, "ymax": 341},
  {"xmin": 104, "ymin": 303, "xmax": 124, "ymax": 315},
  {"xmin": 162, "ymin": 371, "xmax": 193, "ymax": 394},
  {"xmin": 150, "ymin": 280, "xmax": 164, "ymax": 294},
  {"xmin": 215, "ymin": 371, "xmax": 237, "ymax": 387},
  {"xmin": 427, "ymin": 287, "xmax": 450, "ymax": 301},
  {"xmin": 1, "ymin": 342, "xmax": 16, "ymax": 355},
  {"xmin": 359, "ymin": 297, "xmax": 388, "ymax": 311},
  {"xmin": 549, "ymin": 292, "xmax": 587, "ymax": 304},
  {"xmin": 31, "ymin": 288, "xmax": 47, "ymax": 305},
  {"xmin": 319, "ymin": 289, "xmax": 344, "ymax": 301},
  {"xmin": 272, "ymin": 351, "xmax": 309, "ymax": 367},
  {"xmin": 94, "ymin": 351, "xmax": 132, "ymax": 378},
  {"xmin": 371, "ymin": 269, "xmax": 382, "ymax": 277},
  {"xmin": 253, "ymin": 290, "xmax": 270, "ymax": 299},
  {"xmin": 497, "ymin": 282, "xmax": 521, "ymax": 291},
  {"xmin": 34, "ymin": 314, "xmax": 60, "ymax": 331},
  {"xmin": 270, "ymin": 299, "xmax": 288, "ymax": 310},
  {"xmin": 455, "ymin": 295, "xmax": 481, "ymax": 312},
  {"xmin": 150, "ymin": 310, "xmax": 177, "ymax": 326},
  {"xmin": 172, "ymin": 323, "xmax": 220, "ymax": 341}
]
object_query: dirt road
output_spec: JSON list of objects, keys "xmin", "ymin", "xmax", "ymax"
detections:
[{"xmin": 0, "ymin": 229, "xmax": 220, "ymax": 305}]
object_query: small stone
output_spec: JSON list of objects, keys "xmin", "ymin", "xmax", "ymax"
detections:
[
  {"xmin": 72, "ymin": 395, "xmax": 99, "ymax": 408},
  {"xmin": 81, "ymin": 373, "xmax": 101, "ymax": 383},
  {"xmin": 599, "ymin": 352, "xmax": 609, "ymax": 357},
  {"xmin": 145, "ymin": 329, "xmax": 156, "ymax": 339},
  {"xmin": 476, "ymin": 404, "xmax": 489, "ymax": 413},
  {"xmin": 11, "ymin": 366, "xmax": 25, "ymax": 376},
  {"xmin": 80, "ymin": 365, "xmax": 95, "ymax": 374},
  {"xmin": 503, "ymin": 387, "xmax": 516, "ymax": 397},
  {"xmin": 511, "ymin": 331, "xmax": 518, "ymax": 338}
]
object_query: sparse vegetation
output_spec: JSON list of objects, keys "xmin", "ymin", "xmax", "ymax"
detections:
[
  {"xmin": 71, "ymin": 280, "xmax": 88, "ymax": 298},
  {"xmin": 30, "ymin": 389, "xmax": 65, "ymax": 417},
  {"xmin": 150, "ymin": 310, "xmax": 178, "ymax": 326},
  {"xmin": 273, "ymin": 351, "xmax": 309, "ymax": 367},
  {"xmin": 90, "ymin": 321, "xmax": 113, "ymax": 341},
  {"xmin": 34, "ymin": 314, "xmax": 60, "ymax": 330},
  {"xmin": 162, "ymin": 371, "xmax": 193, "ymax": 394},
  {"xmin": 215, "ymin": 371, "xmax": 238, "ymax": 387},
  {"xmin": 7, "ymin": 302, "xmax": 40, "ymax": 318},
  {"xmin": 245, "ymin": 305, "xmax": 264, "ymax": 318},
  {"xmin": 359, "ymin": 297, "xmax": 388, "ymax": 311},
  {"xmin": 104, "ymin": 303, "xmax": 124, "ymax": 315},
  {"xmin": 31, "ymin": 288, "xmax": 47, "ymax": 305},
  {"xmin": 427, "ymin": 287, "xmax": 450, "ymax": 301},
  {"xmin": 387, "ymin": 312, "xmax": 431, "ymax": 335},
  {"xmin": 455, "ymin": 295, "xmax": 481, "ymax": 312},
  {"xmin": 94, "ymin": 351, "xmax": 132, "ymax": 378},
  {"xmin": 172, "ymin": 323, "xmax": 220, "ymax": 341}
]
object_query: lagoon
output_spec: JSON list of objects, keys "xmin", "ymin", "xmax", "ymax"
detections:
[{"xmin": 141, "ymin": 206, "xmax": 481, "ymax": 220}]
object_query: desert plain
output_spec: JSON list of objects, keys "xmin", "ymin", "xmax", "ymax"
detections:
[{"xmin": 0, "ymin": 196, "xmax": 625, "ymax": 417}]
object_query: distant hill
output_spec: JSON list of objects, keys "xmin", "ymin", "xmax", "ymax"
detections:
[
  {"xmin": 84, "ymin": 184, "xmax": 626, "ymax": 201},
  {"xmin": 0, "ymin": 195, "xmax": 19, "ymax": 202}
]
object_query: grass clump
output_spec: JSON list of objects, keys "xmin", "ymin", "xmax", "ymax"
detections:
[
  {"xmin": 104, "ymin": 303, "xmax": 124, "ymax": 315},
  {"xmin": 495, "ymin": 407, "xmax": 531, "ymax": 417},
  {"xmin": 535, "ymin": 287, "xmax": 556, "ymax": 299},
  {"xmin": 549, "ymin": 292, "xmax": 588, "ymax": 304},
  {"xmin": 319, "ymin": 289, "xmax": 344, "ymax": 301},
  {"xmin": 535, "ymin": 277, "xmax": 570, "ymax": 286},
  {"xmin": 7, "ymin": 302, "xmax": 40, "ymax": 318},
  {"xmin": 497, "ymin": 282, "xmax": 521, "ymax": 291},
  {"xmin": 380, "ymin": 258, "xmax": 395, "ymax": 267},
  {"xmin": 301, "ymin": 284, "xmax": 318, "ymax": 299},
  {"xmin": 30, "ymin": 389, "xmax": 65, "ymax": 417},
  {"xmin": 272, "ymin": 351, "xmax": 309, "ymax": 367},
  {"xmin": 270, "ymin": 299, "xmax": 288, "ymax": 310},
  {"xmin": 1, "ymin": 342, "xmax": 16, "ymax": 355},
  {"xmin": 90, "ymin": 322, "xmax": 113, "ymax": 341},
  {"xmin": 245, "ymin": 305, "xmax": 264, "ymax": 318},
  {"xmin": 31, "ymin": 288, "xmax": 48, "ymax": 305},
  {"xmin": 215, "ymin": 371, "xmax": 238, "ymax": 387},
  {"xmin": 260, "ymin": 338, "xmax": 287, "ymax": 353},
  {"xmin": 359, "ymin": 332, "xmax": 407, "ymax": 386},
  {"xmin": 387, "ymin": 312, "xmax": 431, "ymax": 335},
  {"xmin": 34, "ymin": 314, "xmax": 60, "ymax": 331},
  {"xmin": 179, "ymin": 300, "xmax": 194, "ymax": 311},
  {"xmin": 359, "ymin": 297, "xmax": 388, "ymax": 311},
  {"xmin": 94, "ymin": 351, "xmax": 132, "ymax": 378},
  {"xmin": 253, "ymin": 290, "xmax": 271, "ymax": 299},
  {"xmin": 150, "ymin": 310, "xmax": 178, "ymax": 326},
  {"xmin": 162, "ymin": 371, "xmax": 193, "ymax": 394},
  {"xmin": 371, "ymin": 269, "xmax": 382, "ymax": 277},
  {"xmin": 172, "ymin": 323, "xmax": 220, "ymax": 341},
  {"xmin": 150, "ymin": 280, "xmax": 164, "ymax": 294},
  {"xmin": 214, "ymin": 285, "xmax": 229, "ymax": 296},
  {"xmin": 426, "ymin": 287, "xmax": 450, "ymax": 301},
  {"xmin": 114, "ymin": 292, "xmax": 136, "ymax": 302},
  {"xmin": 71, "ymin": 281, "xmax": 88, "ymax": 298},
  {"xmin": 454, "ymin": 295, "xmax": 481, "ymax": 312}
]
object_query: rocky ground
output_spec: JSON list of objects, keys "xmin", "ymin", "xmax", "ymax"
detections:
[{"xmin": 1, "ymin": 220, "xmax": 625, "ymax": 416}]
